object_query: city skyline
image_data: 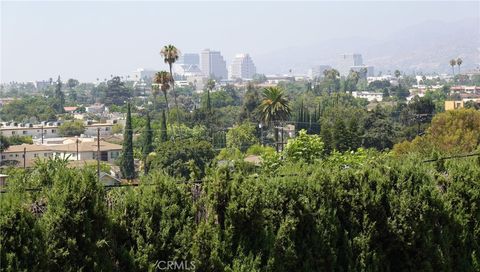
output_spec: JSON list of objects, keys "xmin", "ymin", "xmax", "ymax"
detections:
[{"xmin": 1, "ymin": 1, "xmax": 479, "ymax": 82}]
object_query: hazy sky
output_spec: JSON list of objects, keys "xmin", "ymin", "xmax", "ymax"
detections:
[{"xmin": 1, "ymin": 1, "xmax": 478, "ymax": 82}]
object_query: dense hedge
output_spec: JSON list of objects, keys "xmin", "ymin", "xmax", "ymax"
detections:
[{"xmin": 1, "ymin": 155, "xmax": 479, "ymax": 271}]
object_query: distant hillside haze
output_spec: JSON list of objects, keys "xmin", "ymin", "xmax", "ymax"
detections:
[{"xmin": 256, "ymin": 18, "xmax": 479, "ymax": 75}]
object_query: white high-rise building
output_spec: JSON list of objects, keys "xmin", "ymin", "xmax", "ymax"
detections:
[
  {"xmin": 200, "ymin": 49, "xmax": 228, "ymax": 80},
  {"xmin": 132, "ymin": 68, "xmax": 157, "ymax": 81},
  {"xmin": 229, "ymin": 53, "xmax": 257, "ymax": 80},
  {"xmin": 338, "ymin": 53, "xmax": 363, "ymax": 76}
]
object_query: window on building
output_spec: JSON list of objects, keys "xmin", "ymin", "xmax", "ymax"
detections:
[
  {"xmin": 23, "ymin": 131, "xmax": 27, "ymax": 135},
  {"xmin": 1, "ymin": 155, "xmax": 5, "ymax": 160},
  {"xmin": 12, "ymin": 131, "xmax": 16, "ymax": 135},
  {"xmin": 110, "ymin": 151, "xmax": 119, "ymax": 159},
  {"xmin": 52, "ymin": 129, "xmax": 56, "ymax": 133},
  {"xmin": 34, "ymin": 153, "xmax": 38, "ymax": 158},
  {"xmin": 44, "ymin": 153, "xmax": 48, "ymax": 157}
]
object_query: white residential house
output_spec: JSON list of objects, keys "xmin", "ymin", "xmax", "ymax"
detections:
[
  {"xmin": 0, "ymin": 140, "xmax": 121, "ymax": 168},
  {"xmin": 352, "ymin": 91, "xmax": 383, "ymax": 102},
  {"xmin": 0, "ymin": 122, "xmax": 114, "ymax": 139}
]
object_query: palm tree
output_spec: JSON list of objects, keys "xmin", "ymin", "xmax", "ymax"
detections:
[
  {"xmin": 456, "ymin": 58, "xmax": 463, "ymax": 74},
  {"xmin": 450, "ymin": 59, "xmax": 457, "ymax": 76},
  {"xmin": 152, "ymin": 71, "xmax": 171, "ymax": 112},
  {"xmin": 257, "ymin": 87, "xmax": 291, "ymax": 151},
  {"xmin": 160, "ymin": 45, "xmax": 180, "ymax": 108},
  {"xmin": 394, "ymin": 70, "xmax": 401, "ymax": 79}
]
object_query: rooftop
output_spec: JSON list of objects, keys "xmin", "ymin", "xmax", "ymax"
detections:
[{"xmin": 4, "ymin": 141, "xmax": 122, "ymax": 153}]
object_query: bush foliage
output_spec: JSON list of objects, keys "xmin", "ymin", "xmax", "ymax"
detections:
[{"xmin": 1, "ymin": 151, "xmax": 480, "ymax": 271}]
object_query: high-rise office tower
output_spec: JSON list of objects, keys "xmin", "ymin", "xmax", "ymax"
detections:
[
  {"xmin": 229, "ymin": 53, "xmax": 257, "ymax": 80},
  {"xmin": 178, "ymin": 53, "xmax": 200, "ymax": 65},
  {"xmin": 338, "ymin": 53, "xmax": 363, "ymax": 76},
  {"xmin": 200, "ymin": 49, "xmax": 228, "ymax": 79}
]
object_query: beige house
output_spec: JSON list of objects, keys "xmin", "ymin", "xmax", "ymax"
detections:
[
  {"xmin": 0, "ymin": 122, "xmax": 114, "ymax": 139},
  {"xmin": 1, "ymin": 141, "xmax": 121, "ymax": 168}
]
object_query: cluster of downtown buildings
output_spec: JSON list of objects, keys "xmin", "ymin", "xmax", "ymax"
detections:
[
  {"xmin": 133, "ymin": 50, "xmax": 375, "ymax": 90},
  {"xmin": 133, "ymin": 49, "xmax": 257, "ymax": 82}
]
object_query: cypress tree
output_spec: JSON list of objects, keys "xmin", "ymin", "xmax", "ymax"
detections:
[
  {"xmin": 160, "ymin": 110, "xmax": 168, "ymax": 142},
  {"xmin": 121, "ymin": 102, "xmax": 135, "ymax": 180},
  {"xmin": 333, "ymin": 118, "xmax": 349, "ymax": 152},
  {"xmin": 206, "ymin": 89, "xmax": 212, "ymax": 113},
  {"xmin": 53, "ymin": 76, "xmax": 65, "ymax": 113},
  {"xmin": 142, "ymin": 113, "xmax": 153, "ymax": 174}
]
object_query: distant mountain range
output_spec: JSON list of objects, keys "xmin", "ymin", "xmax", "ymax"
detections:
[{"xmin": 255, "ymin": 18, "xmax": 479, "ymax": 75}]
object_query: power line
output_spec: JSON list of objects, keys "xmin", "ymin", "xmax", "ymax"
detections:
[{"xmin": 422, "ymin": 152, "xmax": 480, "ymax": 163}]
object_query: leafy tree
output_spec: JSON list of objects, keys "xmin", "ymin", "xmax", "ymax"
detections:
[
  {"xmin": 344, "ymin": 70, "xmax": 360, "ymax": 93},
  {"xmin": 394, "ymin": 108, "xmax": 480, "ymax": 155},
  {"xmin": 150, "ymin": 139, "xmax": 215, "ymax": 179},
  {"xmin": 112, "ymin": 123, "xmax": 123, "ymax": 134},
  {"xmin": 252, "ymin": 73, "xmax": 267, "ymax": 84},
  {"xmin": 362, "ymin": 108, "xmax": 395, "ymax": 150},
  {"xmin": 40, "ymin": 168, "xmax": 112, "ymax": 271},
  {"xmin": 283, "ymin": 129, "xmax": 324, "ymax": 163},
  {"xmin": 465, "ymin": 100, "xmax": 480, "ymax": 110},
  {"xmin": 0, "ymin": 194, "xmax": 45, "ymax": 271},
  {"xmin": 66, "ymin": 78, "xmax": 79, "ymax": 89},
  {"xmin": 108, "ymin": 173, "xmax": 195, "ymax": 271},
  {"xmin": 201, "ymin": 89, "xmax": 236, "ymax": 109},
  {"xmin": 322, "ymin": 69, "xmax": 341, "ymax": 94},
  {"xmin": 239, "ymin": 83, "xmax": 260, "ymax": 122},
  {"xmin": 104, "ymin": 77, "xmax": 132, "ymax": 106},
  {"xmin": 0, "ymin": 134, "xmax": 11, "ymax": 153},
  {"xmin": 120, "ymin": 103, "xmax": 135, "ymax": 180},
  {"xmin": 58, "ymin": 120, "xmax": 85, "ymax": 136},
  {"xmin": 226, "ymin": 122, "xmax": 259, "ymax": 152}
]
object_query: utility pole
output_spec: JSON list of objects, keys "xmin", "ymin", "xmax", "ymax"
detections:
[
  {"xmin": 281, "ymin": 123, "xmax": 284, "ymax": 152},
  {"xmin": 76, "ymin": 138, "xmax": 79, "ymax": 160},
  {"xmin": 275, "ymin": 122, "xmax": 280, "ymax": 153},
  {"xmin": 23, "ymin": 147, "xmax": 26, "ymax": 169},
  {"xmin": 259, "ymin": 123, "xmax": 264, "ymax": 147},
  {"xmin": 41, "ymin": 125, "xmax": 44, "ymax": 144},
  {"xmin": 97, "ymin": 128, "xmax": 100, "ymax": 182}
]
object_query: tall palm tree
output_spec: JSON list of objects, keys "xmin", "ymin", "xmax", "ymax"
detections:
[
  {"xmin": 153, "ymin": 71, "xmax": 171, "ymax": 112},
  {"xmin": 456, "ymin": 58, "xmax": 463, "ymax": 74},
  {"xmin": 257, "ymin": 87, "xmax": 291, "ymax": 151},
  {"xmin": 160, "ymin": 45, "xmax": 180, "ymax": 108},
  {"xmin": 450, "ymin": 59, "xmax": 457, "ymax": 76}
]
